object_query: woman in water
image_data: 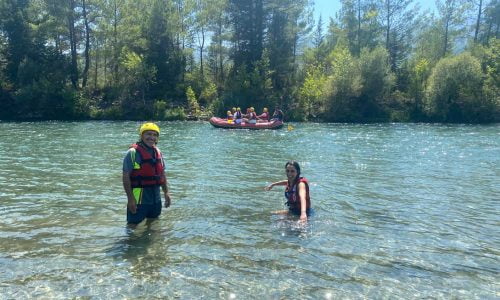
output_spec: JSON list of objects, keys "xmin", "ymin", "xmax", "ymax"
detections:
[{"xmin": 265, "ymin": 161, "xmax": 311, "ymax": 222}]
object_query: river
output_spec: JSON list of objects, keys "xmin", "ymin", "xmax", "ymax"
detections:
[{"xmin": 0, "ymin": 121, "xmax": 498, "ymax": 298}]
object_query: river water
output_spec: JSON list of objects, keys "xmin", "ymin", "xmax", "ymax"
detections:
[{"xmin": 0, "ymin": 121, "xmax": 498, "ymax": 299}]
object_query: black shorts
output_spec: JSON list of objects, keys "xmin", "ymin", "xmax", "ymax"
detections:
[{"xmin": 127, "ymin": 202, "xmax": 162, "ymax": 224}]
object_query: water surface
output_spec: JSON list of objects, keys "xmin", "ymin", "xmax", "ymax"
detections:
[{"xmin": 0, "ymin": 121, "xmax": 498, "ymax": 298}]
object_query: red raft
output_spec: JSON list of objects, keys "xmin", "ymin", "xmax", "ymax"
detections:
[{"xmin": 209, "ymin": 117, "xmax": 284, "ymax": 130}]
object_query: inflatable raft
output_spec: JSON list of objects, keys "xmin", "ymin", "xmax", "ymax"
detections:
[{"xmin": 209, "ymin": 117, "xmax": 284, "ymax": 130}]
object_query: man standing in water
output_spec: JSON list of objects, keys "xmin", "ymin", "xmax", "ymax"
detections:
[{"xmin": 122, "ymin": 122, "xmax": 171, "ymax": 225}]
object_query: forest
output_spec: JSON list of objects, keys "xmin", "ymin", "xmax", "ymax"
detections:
[{"xmin": 0, "ymin": 0, "xmax": 498, "ymax": 123}]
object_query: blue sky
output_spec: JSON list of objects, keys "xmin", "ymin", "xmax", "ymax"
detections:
[{"xmin": 313, "ymin": 0, "xmax": 437, "ymax": 23}]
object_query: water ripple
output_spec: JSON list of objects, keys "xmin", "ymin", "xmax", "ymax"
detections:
[{"xmin": 0, "ymin": 121, "xmax": 498, "ymax": 298}]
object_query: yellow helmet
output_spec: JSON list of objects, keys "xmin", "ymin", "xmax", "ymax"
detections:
[{"xmin": 139, "ymin": 122, "xmax": 160, "ymax": 136}]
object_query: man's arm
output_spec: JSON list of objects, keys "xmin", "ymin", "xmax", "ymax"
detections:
[
  {"xmin": 123, "ymin": 171, "xmax": 137, "ymax": 214},
  {"xmin": 161, "ymin": 173, "xmax": 171, "ymax": 208}
]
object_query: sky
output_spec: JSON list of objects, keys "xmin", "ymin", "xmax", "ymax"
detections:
[{"xmin": 313, "ymin": 0, "xmax": 437, "ymax": 24}]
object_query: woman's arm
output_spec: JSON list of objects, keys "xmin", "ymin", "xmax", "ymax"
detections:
[
  {"xmin": 298, "ymin": 182, "xmax": 308, "ymax": 222},
  {"xmin": 265, "ymin": 180, "xmax": 288, "ymax": 191}
]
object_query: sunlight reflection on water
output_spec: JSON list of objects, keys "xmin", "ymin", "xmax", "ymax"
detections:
[{"xmin": 0, "ymin": 121, "xmax": 498, "ymax": 298}]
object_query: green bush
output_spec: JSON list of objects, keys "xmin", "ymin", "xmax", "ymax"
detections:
[
  {"xmin": 297, "ymin": 65, "xmax": 328, "ymax": 121},
  {"xmin": 13, "ymin": 77, "xmax": 81, "ymax": 120},
  {"xmin": 324, "ymin": 46, "xmax": 362, "ymax": 122},
  {"xmin": 200, "ymin": 83, "xmax": 218, "ymax": 108},
  {"xmin": 207, "ymin": 97, "xmax": 225, "ymax": 117},
  {"xmin": 424, "ymin": 53, "xmax": 495, "ymax": 123},
  {"xmin": 153, "ymin": 100, "xmax": 168, "ymax": 120},
  {"xmin": 164, "ymin": 107, "xmax": 186, "ymax": 121},
  {"xmin": 358, "ymin": 47, "xmax": 395, "ymax": 121},
  {"xmin": 90, "ymin": 105, "xmax": 123, "ymax": 120},
  {"xmin": 186, "ymin": 86, "xmax": 200, "ymax": 117}
]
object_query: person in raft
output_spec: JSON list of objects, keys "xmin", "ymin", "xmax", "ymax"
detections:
[
  {"xmin": 234, "ymin": 107, "xmax": 243, "ymax": 124},
  {"xmin": 226, "ymin": 110, "xmax": 234, "ymax": 123},
  {"xmin": 244, "ymin": 107, "xmax": 257, "ymax": 124},
  {"xmin": 271, "ymin": 106, "xmax": 284, "ymax": 121},
  {"xmin": 265, "ymin": 161, "xmax": 311, "ymax": 222},
  {"xmin": 123, "ymin": 122, "xmax": 171, "ymax": 225},
  {"xmin": 257, "ymin": 107, "xmax": 270, "ymax": 122}
]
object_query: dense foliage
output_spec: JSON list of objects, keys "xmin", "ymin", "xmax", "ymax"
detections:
[{"xmin": 0, "ymin": 0, "xmax": 498, "ymax": 123}]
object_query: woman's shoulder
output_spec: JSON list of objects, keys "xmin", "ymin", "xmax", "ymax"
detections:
[{"xmin": 298, "ymin": 177, "xmax": 309, "ymax": 185}]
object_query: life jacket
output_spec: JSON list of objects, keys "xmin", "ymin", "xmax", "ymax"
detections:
[
  {"xmin": 234, "ymin": 111, "xmax": 242, "ymax": 119},
  {"xmin": 129, "ymin": 143, "xmax": 165, "ymax": 188},
  {"xmin": 249, "ymin": 112, "xmax": 257, "ymax": 120},
  {"xmin": 276, "ymin": 110, "xmax": 284, "ymax": 121},
  {"xmin": 284, "ymin": 177, "xmax": 311, "ymax": 211},
  {"xmin": 260, "ymin": 112, "xmax": 269, "ymax": 121}
]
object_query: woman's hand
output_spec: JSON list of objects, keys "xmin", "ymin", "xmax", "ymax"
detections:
[
  {"xmin": 265, "ymin": 184, "xmax": 273, "ymax": 191},
  {"xmin": 299, "ymin": 213, "xmax": 307, "ymax": 223}
]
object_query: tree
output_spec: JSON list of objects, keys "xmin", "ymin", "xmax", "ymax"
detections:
[
  {"xmin": 324, "ymin": 45, "xmax": 362, "ymax": 122},
  {"xmin": 339, "ymin": 0, "xmax": 360, "ymax": 55},
  {"xmin": 308, "ymin": 13, "xmax": 330, "ymax": 66},
  {"xmin": 81, "ymin": 0, "xmax": 92, "ymax": 88},
  {"xmin": 267, "ymin": 1, "xmax": 299, "ymax": 100},
  {"xmin": 313, "ymin": 14, "xmax": 324, "ymax": 48},
  {"xmin": 470, "ymin": 38, "xmax": 500, "ymax": 121},
  {"xmin": 205, "ymin": 0, "xmax": 229, "ymax": 88},
  {"xmin": 407, "ymin": 57, "xmax": 431, "ymax": 119},
  {"xmin": 226, "ymin": 0, "xmax": 266, "ymax": 107},
  {"xmin": 424, "ymin": 52, "xmax": 495, "ymax": 122},
  {"xmin": 229, "ymin": 0, "xmax": 264, "ymax": 71},
  {"xmin": 437, "ymin": 0, "xmax": 470, "ymax": 57},
  {"xmin": 297, "ymin": 65, "xmax": 328, "ymax": 121},
  {"xmin": 482, "ymin": 0, "xmax": 500, "ymax": 44},
  {"xmin": 0, "ymin": 0, "xmax": 32, "ymax": 86},
  {"xmin": 358, "ymin": 46, "xmax": 395, "ymax": 120},
  {"xmin": 194, "ymin": 0, "xmax": 225, "ymax": 76},
  {"xmin": 413, "ymin": 15, "xmax": 445, "ymax": 64},
  {"xmin": 378, "ymin": 0, "xmax": 418, "ymax": 70},
  {"xmin": 145, "ymin": 0, "xmax": 184, "ymax": 102},
  {"xmin": 474, "ymin": 0, "xmax": 484, "ymax": 42},
  {"xmin": 67, "ymin": 0, "xmax": 78, "ymax": 89}
]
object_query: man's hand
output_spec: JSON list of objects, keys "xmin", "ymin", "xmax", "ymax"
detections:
[
  {"xmin": 127, "ymin": 199, "xmax": 137, "ymax": 214},
  {"xmin": 164, "ymin": 192, "xmax": 171, "ymax": 208}
]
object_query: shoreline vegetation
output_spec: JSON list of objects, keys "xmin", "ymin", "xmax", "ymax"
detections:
[{"xmin": 0, "ymin": 0, "xmax": 498, "ymax": 124}]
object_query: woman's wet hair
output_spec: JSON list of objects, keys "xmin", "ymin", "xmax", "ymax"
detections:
[{"xmin": 285, "ymin": 160, "xmax": 301, "ymax": 178}]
